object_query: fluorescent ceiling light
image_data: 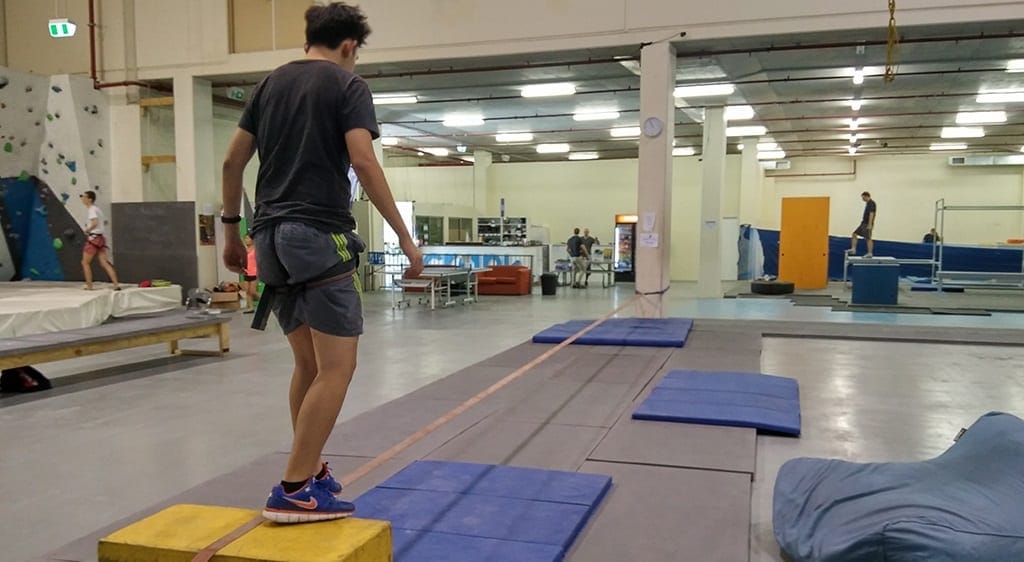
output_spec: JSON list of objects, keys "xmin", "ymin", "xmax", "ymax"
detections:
[
  {"xmin": 725, "ymin": 105, "xmax": 755, "ymax": 120},
  {"xmin": 521, "ymin": 83, "xmax": 576, "ymax": 98},
  {"xmin": 443, "ymin": 114, "xmax": 485, "ymax": 127},
  {"xmin": 955, "ymin": 111, "xmax": 1007, "ymax": 124},
  {"xmin": 568, "ymin": 152, "xmax": 600, "ymax": 161},
  {"xmin": 737, "ymin": 144, "xmax": 745, "ymax": 150},
  {"xmin": 380, "ymin": 137, "xmax": 399, "ymax": 146},
  {"xmin": 495, "ymin": 132, "xmax": 534, "ymax": 143},
  {"xmin": 726, "ymin": 126, "xmax": 767, "ymax": 137},
  {"xmin": 849, "ymin": 99, "xmax": 863, "ymax": 111},
  {"xmin": 456, "ymin": 145, "xmax": 468, "ymax": 153},
  {"xmin": 758, "ymin": 150, "xmax": 786, "ymax": 160},
  {"xmin": 941, "ymin": 126, "xmax": 985, "ymax": 138},
  {"xmin": 573, "ymin": 111, "xmax": 621, "ymax": 121},
  {"xmin": 672, "ymin": 147, "xmax": 696, "ymax": 156},
  {"xmin": 460, "ymin": 156, "xmax": 475, "ymax": 163},
  {"xmin": 1007, "ymin": 60, "xmax": 1024, "ymax": 73},
  {"xmin": 848, "ymin": 118, "xmax": 860, "ymax": 130},
  {"xmin": 420, "ymin": 147, "xmax": 449, "ymax": 157},
  {"xmin": 757, "ymin": 142, "xmax": 779, "ymax": 151},
  {"xmin": 609, "ymin": 127, "xmax": 642, "ymax": 138},
  {"xmin": 848, "ymin": 146, "xmax": 858, "ymax": 155},
  {"xmin": 1020, "ymin": 145, "xmax": 1024, "ymax": 152},
  {"xmin": 536, "ymin": 143, "xmax": 571, "ymax": 154},
  {"xmin": 674, "ymin": 83, "xmax": 735, "ymax": 98},
  {"xmin": 930, "ymin": 143, "xmax": 968, "ymax": 151},
  {"xmin": 849, "ymin": 134, "xmax": 858, "ymax": 144},
  {"xmin": 373, "ymin": 94, "xmax": 418, "ymax": 105},
  {"xmin": 852, "ymin": 68, "xmax": 865, "ymax": 85},
  {"xmin": 976, "ymin": 90, "xmax": 1024, "ymax": 103}
]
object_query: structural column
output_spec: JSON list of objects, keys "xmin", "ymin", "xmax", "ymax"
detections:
[
  {"xmin": 173, "ymin": 74, "xmax": 217, "ymax": 290},
  {"xmin": 635, "ymin": 41, "xmax": 676, "ymax": 318},
  {"xmin": 738, "ymin": 138, "xmax": 762, "ymax": 226},
  {"xmin": 698, "ymin": 107, "xmax": 726, "ymax": 297},
  {"xmin": 109, "ymin": 93, "xmax": 145, "ymax": 203},
  {"xmin": 473, "ymin": 150, "xmax": 493, "ymax": 217}
]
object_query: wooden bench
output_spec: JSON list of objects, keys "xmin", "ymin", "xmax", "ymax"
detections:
[{"xmin": 0, "ymin": 312, "xmax": 231, "ymax": 370}]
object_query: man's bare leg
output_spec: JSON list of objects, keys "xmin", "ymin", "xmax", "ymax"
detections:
[
  {"xmin": 283, "ymin": 328, "xmax": 358, "ymax": 482},
  {"xmin": 286, "ymin": 326, "xmax": 318, "ymax": 430},
  {"xmin": 82, "ymin": 253, "xmax": 95, "ymax": 289},
  {"xmin": 866, "ymin": 236, "xmax": 874, "ymax": 256},
  {"xmin": 97, "ymin": 253, "xmax": 120, "ymax": 289},
  {"xmin": 849, "ymin": 234, "xmax": 859, "ymax": 253}
]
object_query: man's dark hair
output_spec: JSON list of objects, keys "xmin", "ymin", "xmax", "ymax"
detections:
[
  {"xmin": 82, "ymin": 190, "xmax": 97, "ymax": 202},
  {"xmin": 305, "ymin": 3, "xmax": 371, "ymax": 49},
  {"xmin": 573, "ymin": 228, "xmax": 580, "ymax": 235},
  {"xmin": 861, "ymin": 191, "xmax": 871, "ymax": 197}
]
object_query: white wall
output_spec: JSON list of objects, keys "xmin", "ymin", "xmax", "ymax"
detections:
[
  {"xmin": 140, "ymin": 105, "xmax": 176, "ymax": 201},
  {"xmin": 761, "ymin": 155, "xmax": 1024, "ymax": 245}
]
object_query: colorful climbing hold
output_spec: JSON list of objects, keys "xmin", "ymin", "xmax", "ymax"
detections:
[
  {"xmin": 71, "ymin": 177, "xmax": 77, "ymax": 185},
  {"xmin": 53, "ymin": 238, "xmax": 63, "ymax": 250},
  {"xmin": 1, "ymin": 103, "xmax": 5, "ymax": 109},
  {"xmin": 46, "ymin": 114, "xmax": 54, "ymax": 121},
  {"xmin": 0, "ymin": 77, "xmax": 8, "ymax": 89},
  {"xmin": 90, "ymin": 105, "xmax": 99, "ymax": 115},
  {"xmin": 3, "ymin": 142, "xmax": 11, "ymax": 153},
  {"xmin": 89, "ymin": 150, "xmax": 95, "ymax": 156},
  {"xmin": 97, "ymin": 139, "xmax": 104, "ymax": 148},
  {"xmin": 51, "ymin": 85, "xmax": 62, "ymax": 93},
  {"xmin": 55, "ymin": 112, "xmax": 61, "ymax": 119},
  {"xmin": 18, "ymin": 171, "xmax": 29, "ymax": 181},
  {"xmin": 66, "ymin": 161, "xmax": 76, "ymax": 172},
  {"xmin": 29, "ymin": 268, "xmax": 39, "ymax": 276},
  {"xmin": 35, "ymin": 206, "xmax": 47, "ymax": 217},
  {"xmin": 60, "ymin": 193, "xmax": 70, "ymax": 202},
  {"xmin": 25, "ymin": 85, "xmax": 32, "ymax": 93}
]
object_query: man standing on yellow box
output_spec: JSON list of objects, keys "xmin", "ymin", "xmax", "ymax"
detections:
[{"xmin": 221, "ymin": 3, "xmax": 422, "ymax": 523}]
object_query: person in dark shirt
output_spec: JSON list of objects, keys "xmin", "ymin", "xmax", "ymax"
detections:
[
  {"xmin": 923, "ymin": 228, "xmax": 941, "ymax": 244},
  {"xmin": 848, "ymin": 191, "xmax": 877, "ymax": 258},
  {"xmin": 567, "ymin": 227, "xmax": 589, "ymax": 288},
  {"xmin": 582, "ymin": 228, "xmax": 599, "ymax": 287},
  {"xmin": 220, "ymin": 2, "xmax": 422, "ymax": 524}
]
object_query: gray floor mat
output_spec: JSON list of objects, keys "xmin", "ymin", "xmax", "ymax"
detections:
[
  {"xmin": 568, "ymin": 461, "xmax": 752, "ymax": 562},
  {"xmin": 589, "ymin": 417, "xmax": 757, "ymax": 474}
]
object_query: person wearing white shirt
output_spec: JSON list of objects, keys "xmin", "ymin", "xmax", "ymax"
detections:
[{"xmin": 80, "ymin": 190, "xmax": 120, "ymax": 290}]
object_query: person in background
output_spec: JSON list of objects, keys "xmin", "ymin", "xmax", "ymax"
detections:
[
  {"xmin": 567, "ymin": 227, "xmax": 588, "ymax": 289},
  {"xmin": 242, "ymin": 231, "xmax": 259, "ymax": 314},
  {"xmin": 582, "ymin": 228, "xmax": 599, "ymax": 288},
  {"xmin": 847, "ymin": 191, "xmax": 877, "ymax": 258},
  {"xmin": 923, "ymin": 228, "xmax": 941, "ymax": 244},
  {"xmin": 80, "ymin": 190, "xmax": 120, "ymax": 291}
]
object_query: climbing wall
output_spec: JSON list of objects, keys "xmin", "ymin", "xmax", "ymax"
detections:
[{"xmin": 0, "ymin": 67, "xmax": 110, "ymax": 281}]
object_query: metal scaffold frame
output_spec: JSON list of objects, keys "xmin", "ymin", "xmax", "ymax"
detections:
[{"xmin": 932, "ymin": 198, "xmax": 1024, "ymax": 290}]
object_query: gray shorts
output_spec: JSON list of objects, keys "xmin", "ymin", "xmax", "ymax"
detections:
[{"xmin": 254, "ymin": 221, "xmax": 364, "ymax": 338}]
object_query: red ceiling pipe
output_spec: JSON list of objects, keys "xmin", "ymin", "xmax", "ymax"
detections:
[{"xmin": 88, "ymin": 0, "xmax": 160, "ymax": 91}]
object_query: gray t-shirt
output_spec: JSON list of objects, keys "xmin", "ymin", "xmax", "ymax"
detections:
[
  {"xmin": 240, "ymin": 60, "xmax": 379, "ymax": 234},
  {"xmin": 582, "ymin": 236, "xmax": 597, "ymax": 253}
]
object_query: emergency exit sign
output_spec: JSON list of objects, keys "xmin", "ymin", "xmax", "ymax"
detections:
[{"xmin": 48, "ymin": 19, "xmax": 77, "ymax": 38}]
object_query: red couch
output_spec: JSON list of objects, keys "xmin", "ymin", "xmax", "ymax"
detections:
[{"xmin": 477, "ymin": 265, "xmax": 531, "ymax": 296}]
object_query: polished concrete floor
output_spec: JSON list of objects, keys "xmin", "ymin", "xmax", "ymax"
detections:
[{"xmin": 2, "ymin": 283, "xmax": 1024, "ymax": 561}]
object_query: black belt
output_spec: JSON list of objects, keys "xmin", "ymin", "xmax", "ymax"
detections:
[{"xmin": 250, "ymin": 257, "xmax": 358, "ymax": 331}]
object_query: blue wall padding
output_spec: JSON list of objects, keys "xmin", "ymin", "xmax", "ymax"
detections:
[
  {"xmin": 356, "ymin": 461, "xmax": 612, "ymax": 562},
  {"xmin": 774, "ymin": 412, "xmax": 1024, "ymax": 562},
  {"xmin": 533, "ymin": 317, "xmax": 693, "ymax": 347},
  {"xmin": 633, "ymin": 370, "xmax": 801, "ymax": 436},
  {"xmin": 756, "ymin": 228, "xmax": 1023, "ymax": 281},
  {"xmin": 0, "ymin": 177, "xmax": 64, "ymax": 280}
]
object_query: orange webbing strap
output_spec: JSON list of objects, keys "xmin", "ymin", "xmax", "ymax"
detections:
[
  {"xmin": 190, "ymin": 515, "xmax": 265, "ymax": 562},
  {"xmin": 189, "ymin": 295, "xmax": 641, "ymax": 562}
]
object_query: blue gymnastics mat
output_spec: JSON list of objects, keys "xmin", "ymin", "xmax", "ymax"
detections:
[
  {"xmin": 633, "ymin": 370, "xmax": 801, "ymax": 436},
  {"xmin": 532, "ymin": 317, "xmax": 693, "ymax": 347},
  {"xmin": 355, "ymin": 460, "xmax": 612, "ymax": 562}
]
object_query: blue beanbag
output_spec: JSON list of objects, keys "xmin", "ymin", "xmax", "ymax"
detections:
[{"xmin": 774, "ymin": 412, "xmax": 1024, "ymax": 562}]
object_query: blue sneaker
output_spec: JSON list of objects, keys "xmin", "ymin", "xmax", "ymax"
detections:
[
  {"xmin": 315, "ymin": 462, "xmax": 343, "ymax": 495},
  {"xmin": 262, "ymin": 478, "xmax": 355, "ymax": 524}
]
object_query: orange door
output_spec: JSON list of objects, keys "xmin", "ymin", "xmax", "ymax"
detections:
[{"xmin": 779, "ymin": 197, "xmax": 830, "ymax": 290}]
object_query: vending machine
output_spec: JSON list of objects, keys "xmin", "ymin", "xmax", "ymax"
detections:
[{"xmin": 613, "ymin": 214, "xmax": 637, "ymax": 282}]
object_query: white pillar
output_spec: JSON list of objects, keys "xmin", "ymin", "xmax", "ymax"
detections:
[
  {"xmin": 698, "ymin": 107, "xmax": 726, "ymax": 297},
  {"xmin": 473, "ymin": 150, "xmax": 492, "ymax": 217},
  {"xmin": 173, "ymin": 74, "xmax": 217, "ymax": 289},
  {"xmin": 738, "ymin": 138, "xmax": 762, "ymax": 226},
  {"xmin": 109, "ymin": 96, "xmax": 144, "ymax": 203},
  {"xmin": 635, "ymin": 41, "xmax": 676, "ymax": 318}
]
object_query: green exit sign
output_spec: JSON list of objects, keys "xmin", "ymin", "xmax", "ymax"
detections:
[{"xmin": 48, "ymin": 19, "xmax": 77, "ymax": 38}]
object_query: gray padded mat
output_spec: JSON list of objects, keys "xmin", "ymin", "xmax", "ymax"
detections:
[{"xmin": 589, "ymin": 417, "xmax": 757, "ymax": 474}]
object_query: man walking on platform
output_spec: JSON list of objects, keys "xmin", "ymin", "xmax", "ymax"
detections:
[{"xmin": 848, "ymin": 191, "xmax": 877, "ymax": 258}]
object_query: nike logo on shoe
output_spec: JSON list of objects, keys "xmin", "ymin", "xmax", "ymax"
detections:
[{"xmin": 284, "ymin": 496, "xmax": 318, "ymax": 510}]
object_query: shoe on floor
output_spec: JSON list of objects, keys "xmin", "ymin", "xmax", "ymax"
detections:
[
  {"xmin": 864, "ymin": 253, "xmax": 874, "ymax": 258},
  {"xmin": 263, "ymin": 478, "xmax": 354, "ymax": 524},
  {"xmin": 243, "ymin": 309, "xmax": 255, "ymax": 314},
  {"xmin": 315, "ymin": 462, "xmax": 342, "ymax": 495}
]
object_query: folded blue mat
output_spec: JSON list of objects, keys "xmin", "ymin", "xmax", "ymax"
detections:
[
  {"xmin": 775, "ymin": 412, "xmax": 1024, "ymax": 562},
  {"xmin": 532, "ymin": 317, "xmax": 693, "ymax": 347},
  {"xmin": 632, "ymin": 370, "xmax": 801, "ymax": 436},
  {"xmin": 356, "ymin": 461, "xmax": 612, "ymax": 562}
]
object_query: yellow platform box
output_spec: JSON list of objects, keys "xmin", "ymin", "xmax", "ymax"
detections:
[{"xmin": 98, "ymin": 504, "xmax": 392, "ymax": 562}]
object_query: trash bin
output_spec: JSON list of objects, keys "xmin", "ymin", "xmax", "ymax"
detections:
[{"xmin": 540, "ymin": 273, "xmax": 558, "ymax": 296}]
